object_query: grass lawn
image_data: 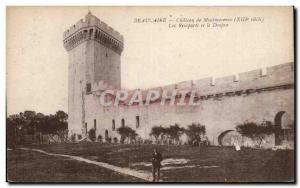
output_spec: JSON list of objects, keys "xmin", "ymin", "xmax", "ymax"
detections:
[
  {"xmin": 8, "ymin": 143, "xmax": 294, "ymax": 182},
  {"xmin": 7, "ymin": 149, "xmax": 144, "ymax": 182}
]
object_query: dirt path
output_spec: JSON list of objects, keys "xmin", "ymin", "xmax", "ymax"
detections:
[{"xmin": 19, "ymin": 147, "xmax": 153, "ymax": 182}]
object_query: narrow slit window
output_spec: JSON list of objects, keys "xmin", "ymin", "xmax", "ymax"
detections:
[
  {"xmin": 85, "ymin": 122, "xmax": 87, "ymax": 134},
  {"xmin": 86, "ymin": 83, "xmax": 91, "ymax": 93},
  {"xmin": 121, "ymin": 118, "xmax": 125, "ymax": 127},
  {"xmin": 112, "ymin": 119, "xmax": 115, "ymax": 131},
  {"xmin": 136, "ymin": 116, "xmax": 140, "ymax": 128}
]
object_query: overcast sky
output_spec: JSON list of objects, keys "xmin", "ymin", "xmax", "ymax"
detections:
[{"xmin": 6, "ymin": 6, "xmax": 293, "ymax": 115}]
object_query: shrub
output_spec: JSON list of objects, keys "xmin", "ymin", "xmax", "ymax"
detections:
[
  {"xmin": 136, "ymin": 136, "xmax": 143, "ymax": 144},
  {"xmin": 70, "ymin": 133, "xmax": 76, "ymax": 142},
  {"xmin": 77, "ymin": 134, "xmax": 82, "ymax": 140},
  {"xmin": 113, "ymin": 137, "xmax": 118, "ymax": 143},
  {"xmin": 97, "ymin": 135, "xmax": 103, "ymax": 143},
  {"xmin": 120, "ymin": 135, "xmax": 126, "ymax": 144},
  {"xmin": 88, "ymin": 128, "xmax": 96, "ymax": 141},
  {"xmin": 117, "ymin": 125, "xmax": 138, "ymax": 144},
  {"xmin": 150, "ymin": 124, "xmax": 185, "ymax": 145},
  {"xmin": 143, "ymin": 139, "xmax": 153, "ymax": 144},
  {"xmin": 105, "ymin": 136, "xmax": 112, "ymax": 143}
]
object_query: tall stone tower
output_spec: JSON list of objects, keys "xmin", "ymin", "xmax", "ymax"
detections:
[{"xmin": 63, "ymin": 12, "xmax": 124, "ymax": 135}]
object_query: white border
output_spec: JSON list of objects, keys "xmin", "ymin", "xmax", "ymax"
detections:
[
  {"xmin": 0, "ymin": 0, "xmax": 298, "ymax": 6},
  {"xmin": 1, "ymin": 1, "xmax": 298, "ymax": 188}
]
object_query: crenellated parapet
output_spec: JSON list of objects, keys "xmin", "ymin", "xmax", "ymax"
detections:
[
  {"xmin": 63, "ymin": 11, "xmax": 124, "ymax": 54},
  {"xmin": 158, "ymin": 62, "xmax": 294, "ymax": 100},
  {"xmin": 90, "ymin": 62, "xmax": 293, "ymax": 106}
]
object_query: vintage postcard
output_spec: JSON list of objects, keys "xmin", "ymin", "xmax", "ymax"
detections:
[{"xmin": 6, "ymin": 6, "xmax": 294, "ymax": 183}]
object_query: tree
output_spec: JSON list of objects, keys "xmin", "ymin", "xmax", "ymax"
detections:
[
  {"xmin": 168, "ymin": 124, "xmax": 185, "ymax": 144},
  {"xmin": 236, "ymin": 121, "xmax": 275, "ymax": 147},
  {"xmin": 88, "ymin": 128, "xmax": 96, "ymax": 141},
  {"xmin": 150, "ymin": 126, "xmax": 165, "ymax": 143},
  {"xmin": 185, "ymin": 123, "xmax": 206, "ymax": 145},
  {"xmin": 160, "ymin": 126, "xmax": 169, "ymax": 144},
  {"xmin": 55, "ymin": 110, "xmax": 68, "ymax": 122},
  {"xmin": 7, "ymin": 117, "xmax": 17, "ymax": 148},
  {"xmin": 7, "ymin": 113, "xmax": 27, "ymax": 146},
  {"xmin": 23, "ymin": 111, "xmax": 36, "ymax": 121},
  {"xmin": 6, "ymin": 110, "xmax": 68, "ymax": 144},
  {"xmin": 23, "ymin": 111, "xmax": 37, "ymax": 135},
  {"xmin": 117, "ymin": 126, "xmax": 138, "ymax": 144}
]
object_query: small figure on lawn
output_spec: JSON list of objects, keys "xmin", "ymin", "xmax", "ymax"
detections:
[{"xmin": 152, "ymin": 148, "xmax": 163, "ymax": 182}]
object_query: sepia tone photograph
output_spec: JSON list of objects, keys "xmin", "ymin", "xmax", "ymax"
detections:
[{"xmin": 6, "ymin": 6, "xmax": 294, "ymax": 183}]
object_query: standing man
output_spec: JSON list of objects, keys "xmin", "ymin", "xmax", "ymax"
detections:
[{"xmin": 152, "ymin": 148, "xmax": 163, "ymax": 182}]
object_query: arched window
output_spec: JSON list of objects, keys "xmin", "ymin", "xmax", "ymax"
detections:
[{"xmin": 274, "ymin": 111, "xmax": 293, "ymax": 145}]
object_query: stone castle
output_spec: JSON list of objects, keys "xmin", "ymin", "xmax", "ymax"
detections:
[{"xmin": 63, "ymin": 12, "xmax": 294, "ymax": 148}]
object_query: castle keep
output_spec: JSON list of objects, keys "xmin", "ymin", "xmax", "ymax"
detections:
[{"xmin": 63, "ymin": 12, "xmax": 294, "ymax": 148}]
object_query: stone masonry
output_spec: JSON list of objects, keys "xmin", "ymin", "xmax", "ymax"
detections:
[{"xmin": 64, "ymin": 12, "xmax": 294, "ymax": 148}]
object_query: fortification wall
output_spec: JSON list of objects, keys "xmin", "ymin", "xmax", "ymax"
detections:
[
  {"xmin": 82, "ymin": 62, "xmax": 294, "ymax": 147},
  {"xmin": 84, "ymin": 86, "xmax": 293, "ymax": 146}
]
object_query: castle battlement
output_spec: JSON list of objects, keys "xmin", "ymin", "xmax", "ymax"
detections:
[
  {"xmin": 158, "ymin": 62, "xmax": 294, "ymax": 99},
  {"xmin": 91, "ymin": 62, "xmax": 293, "ymax": 101},
  {"xmin": 63, "ymin": 11, "xmax": 124, "ymax": 54}
]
